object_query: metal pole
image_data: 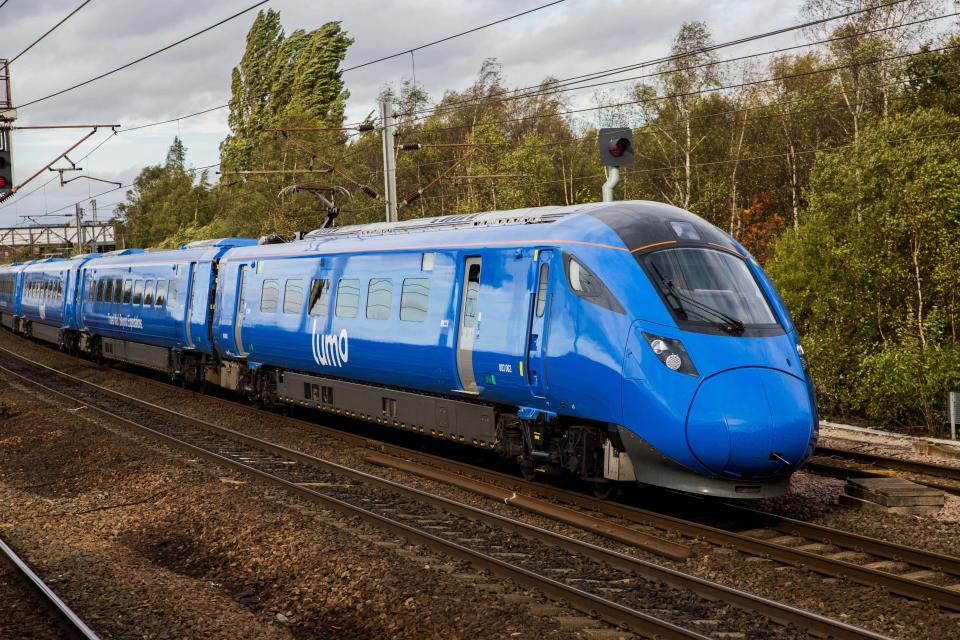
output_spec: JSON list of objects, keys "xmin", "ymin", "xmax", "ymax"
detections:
[
  {"xmin": 951, "ymin": 392, "xmax": 957, "ymax": 441},
  {"xmin": 89, "ymin": 199, "xmax": 98, "ymax": 253},
  {"xmin": 74, "ymin": 204, "xmax": 84, "ymax": 255},
  {"xmin": 601, "ymin": 166, "xmax": 620, "ymax": 202},
  {"xmin": 380, "ymin": 98, "xmax": 398, "ymax": 222}
]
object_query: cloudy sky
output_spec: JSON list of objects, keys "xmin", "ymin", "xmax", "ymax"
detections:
[{"xmin": 0, "ymin": 0, "xmax": 830, "ymax": 228}]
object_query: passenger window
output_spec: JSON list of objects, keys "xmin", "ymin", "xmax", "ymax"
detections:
[
  {"xmin": 105, "ymin": 279, "xmax": 113, "ymax": 302},
  {"xmin": 283, "ymin": 279, "xmax": 305, "ymax": 314},
  {"xmin": 144, "ymin": 280, "xmax": 155, "ymax": 306},
  {"xmin": 400, "ymin": 278, "xmax": 430, "ymax": 322},
  {"xmin": 97, "ymin": 280, "xmax": 105, "ymax": 302},
  {"xmin": 123, "ymin": 280, "xmax": 132, "ymax": 304},
  {"xmin": 168, "ymin": 280, "xmax": 178, "ymax": 307},
  {"xmin": 114, "ymin": 279, "xmax": 123, "ymax": 303},
  {"xmin": 260, "ymin": 279, "xmax": 280, "ymax": 313},
  {"xmin": 335, "ymin": 278, "xmax": 360, "ymax": 318},
  {"xmin": 366, "ymin": 278, "xmax": 392, "ymax": 320},
  {"xmin": 421, "ymin": 252, "xmax": 436, "ymax": 271},
  {"xmin": 155, "ymin": 280, "xmax": 167, "ymax": 307},
  {"xmin": 463, "ymin": 264, "xmax": 481, "ymax": 328},
  {"xmin": 133, "ymin": 280, "xmax": 143, "ymax": 305},
  {"xmin": 535, "ymin": 264, "xmax": 549, "ymax": 318},
  {"xmin": 308, "ymin": 279, "xmax": 331, "ymax": 316},
  {"xmin": 566, "ymin": 256, "xmax": 603, "ymax": 297}
]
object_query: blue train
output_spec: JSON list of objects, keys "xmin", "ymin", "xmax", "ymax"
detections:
[{"xmin": 0, "ymin": 201, "xmax": 817, "ymax": 498}]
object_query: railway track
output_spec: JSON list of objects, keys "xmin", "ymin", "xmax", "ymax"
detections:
[
  {"xmin": 0, "ymin": 346, "xmax": 892, "ymax": 640},
  {"xmin": 810, "ymin": 446, "xmax": 960, "ymax": 493},
  {"xmin": 55, "ymin": 343, "xmax": 960, "ymax": 614},
  {"xmin": 0, "ymin": 534, "xmax": 100, "ymax": 640}
]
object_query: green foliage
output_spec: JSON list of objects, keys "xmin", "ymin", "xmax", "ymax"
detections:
[
  {"xmin": 903, "ymin": 36, "xmax": 960, "ymax": 116},
  {"xmin": 220, "ymin": 10, "xmax": 353, "ymax": 171},
  {"xmin": 115, "ymin": 137, "xmax": 213, "ymax": 248},
  {"xmin": 768, "ymin": 108, "xmax": 960, "ymax": 431}
]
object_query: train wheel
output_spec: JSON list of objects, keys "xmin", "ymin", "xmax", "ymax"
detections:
[
  {"xmin": 590, "ymin": 481, "xmax": 618, "ymax": 500},
  {"xmin": 520, "ymin": 464, "xmax": 537, "ymax": 482}
]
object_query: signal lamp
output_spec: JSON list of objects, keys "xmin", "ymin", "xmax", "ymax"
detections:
[
  {"xmin": 598, "ymin": 127, "xmax": 634, "ymax": 167},
  {"xmin": 609, "ymin": 137, "xmax": 630, "ymax": 158}
]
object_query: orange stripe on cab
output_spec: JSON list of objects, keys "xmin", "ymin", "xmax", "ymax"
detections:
[{"xmin": 630, "ymin": 240, "xmax": 677, "ymax": 254}]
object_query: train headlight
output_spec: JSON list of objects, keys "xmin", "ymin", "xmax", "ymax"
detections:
[{"xmin": 642, "ymin": 332, "xmax": 698, "ymax": 377}]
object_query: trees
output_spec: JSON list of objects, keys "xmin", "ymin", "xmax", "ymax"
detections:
[
  {"xmin": 220, "ymin": 10, "xmax": 353, "ymax": 172},
  {"xmin": 768, "ymin": 109, "xmax": 960, "ymax": 429},
  {"xmin": 115, "ymin": 137, "xmax": 212, "ymax": 248}
]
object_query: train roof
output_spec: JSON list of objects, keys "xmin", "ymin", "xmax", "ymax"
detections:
[
  {"xmin": 22, "ymin": 253, "xmax": 103, "ymax": 273},
  {"xmin": 223, "ymin": 201, "xmax": 740, "ymax": 260}
]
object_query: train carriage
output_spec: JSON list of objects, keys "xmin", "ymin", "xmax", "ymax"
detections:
[
  {"xmin": 77, "ymin": 239, "xmax": 256, "ymax": 378},
  {"xmin": 19, "ymin": 256, "xmax": 99, "ymax": 349},
  {"xmin": 0, "ymin": 261, "xmax": 29, "ymax": 330}
]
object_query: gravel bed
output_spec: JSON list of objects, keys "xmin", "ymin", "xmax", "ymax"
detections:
[
  {"xmin": 0, "ymin": 370, "xmax": 585, "ymax": 639},
  {"xmin": 4, "ymin": 331, "xmax": 960, "ymax": 638},
  {"xmin": 0, "ymin": 551, "xmax": 71, "ymax": 640}
]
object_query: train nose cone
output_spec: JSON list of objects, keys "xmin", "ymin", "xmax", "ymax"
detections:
[{"xmin": 685, "ymin": 368, "xmax": 813, "ymax": 478}]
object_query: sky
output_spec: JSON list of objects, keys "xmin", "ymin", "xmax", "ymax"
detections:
[{"xmin": 0, "ymin": 0, "xmax": 865, "ymax": 228}]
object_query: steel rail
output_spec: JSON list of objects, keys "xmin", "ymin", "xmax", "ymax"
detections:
[
  {"xmin": 0, "ymin": 350, "xmax": 892, "ymax": 640},
  {"xmin": 815, "ymin": 446, "xmax": 960, "ymax": 483},
  {"xmin": 362, "ymin": 450, "xmax": 960, "ymax": 611},
  {"xmin": 0, "ymin": 535, "xmax": 100, "ymax": 640}
]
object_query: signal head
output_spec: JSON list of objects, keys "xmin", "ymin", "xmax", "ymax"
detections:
[{"xmin": 598, "ymin": 127, "xmax": 634, "ymax": 167}]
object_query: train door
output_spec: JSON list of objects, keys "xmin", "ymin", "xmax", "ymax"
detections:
[
  {"xmin": 184, "ymin": 262, "xmax": 198, "ymax": 348},
  {"xmin": 234, "ymin": 265, "xmax": 249, "ymax": 357},
  {"xmin": 526, "ymin": 250, "xmax": 553, "ymax": 398},
  {"xmin": 456, "ymin": 257, "xmax": 482, "ymax": 393}
]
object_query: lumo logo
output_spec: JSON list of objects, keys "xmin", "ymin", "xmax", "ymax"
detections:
[{"xmin": 311, "ymin": 320, "xmax": 349, "ymax": 368}]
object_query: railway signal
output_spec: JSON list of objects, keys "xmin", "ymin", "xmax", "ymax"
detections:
[
  {"xmin": 0, "ymin": 128, "xmax": 12, "ymax": 196},
  {"xmin": 598, "ymin": 127, "xmax": 633, "ymax": 167},
  {"xmin": 599, "ymin": 127, "xmax": 633, "ymax": 202}
]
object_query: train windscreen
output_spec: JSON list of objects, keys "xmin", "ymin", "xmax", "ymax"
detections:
[{"xmin": 644, "ymin": 247, "xmax": 779, "ymax": 334}]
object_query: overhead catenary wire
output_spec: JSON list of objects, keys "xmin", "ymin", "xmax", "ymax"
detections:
[
  {"xmin": 65, "ymin": 0, "xmax": 897, "ymax": 135},
  {"xmin": 9, "ymin": 0, "xmax": 93, "ymax": 65},
  {"xmin": 16, "ymin": 1, "xmax": 271, "ymax": 108},
  {"xmin": 351, "ymin": 126, "xmax": 960, "ymax": 218},
  {"xmin": 340, "ymin": 0, "xmax": 566, "ymax": 73},
  {"xmin": 369, "ymin": 0, "xmax": 918, "ymax": 124},
  {"xmin": 11, "ymin": 34, "xmax": 940, "ymax": 215},
  {"xmin": 403, "ymin": 9, "xmax": 958, "ymax": 124},
  {"xmin": 0, "ymin": 128, "xmax": 118, "ymax": 212},
  {"xmin": 400, "ymin": 63, "xmax": 960, "ymax": 165},
  {"xmin": 17, "ymin": 163, "xmax": 219, "ymax": 219},
  {"xmin": 410, "ymin": 42, "xmax": 960, "ymax": 137},
  {"xmin": 4, "ymin": 33, "xmax": 951, "ymax": 214},
  {"xmin": 1, "ymin": 0, "xmax": 948, "ymax": 225}
]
